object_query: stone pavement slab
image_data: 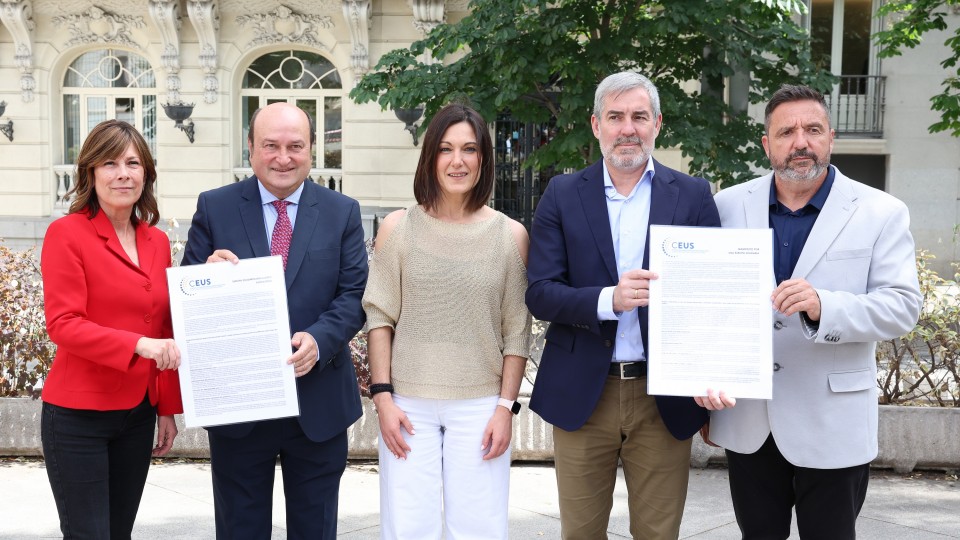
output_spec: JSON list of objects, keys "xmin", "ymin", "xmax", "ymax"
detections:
[{"xmin": 1, "ymin": 458, "xmax": 957, "ymax": 539}]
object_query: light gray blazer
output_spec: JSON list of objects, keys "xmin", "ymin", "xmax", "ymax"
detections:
[{"xmin": 709, "ymin": 167, "xmax": 922, "ymax": 469}]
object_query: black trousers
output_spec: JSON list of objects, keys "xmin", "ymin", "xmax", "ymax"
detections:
[
  {"xmin": 726, "ymin": 434, "xmax": 870, "ymax": 540},
  {"xmin": 41, "ymin": 394, "xmax": 157, "ymax": 539},
  {"xmin": 208, "ymin": 417, "xmax": 348, "ymax": 540}
]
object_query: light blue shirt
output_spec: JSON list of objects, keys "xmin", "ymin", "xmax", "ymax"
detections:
[
  {"xmin": 595, "ymin": 158, "xmax": 655, "ymax": 362},
  {"xmin": 257, "ymin": 180, "xmax": 304, "ymax": 251}
]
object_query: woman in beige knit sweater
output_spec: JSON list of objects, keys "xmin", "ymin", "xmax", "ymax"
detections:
[{"xmin": 362, "ymin": 103, "xmax": 531, "ymax": 539}]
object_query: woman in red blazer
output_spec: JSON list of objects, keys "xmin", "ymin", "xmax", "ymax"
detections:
[{"xmin": 40, "ymin": 120, "xmax": 183, "ymax": 539}]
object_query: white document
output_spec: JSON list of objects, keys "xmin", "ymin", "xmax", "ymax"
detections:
[
  {"xmin": 166, "ymin": 256, "xmax": 299, "ymax": 428},
  {"xmin": 647, "ymin": 225, "xmax": 774, "ymax": 399}
]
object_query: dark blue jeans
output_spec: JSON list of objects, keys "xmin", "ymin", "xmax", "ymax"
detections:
[{"xmin": 41, "ymin": 395, "xmax": 157, "ymax": 539}]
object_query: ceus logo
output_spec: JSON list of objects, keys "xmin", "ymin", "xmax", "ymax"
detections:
[
  {"xmin": 180, "ymin": 277, "xmax": 212, "ymax": 296},
  {"xmin": 661, "ymin": 238, "xmax": 697, "ymax": 257}
]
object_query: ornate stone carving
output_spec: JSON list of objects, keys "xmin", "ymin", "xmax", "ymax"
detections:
[
  {"xmin": 341, "ymin": 0, "xmax": 371, "ymax": 76},
  {"xmin": 148, "ymin": 0, "xmax": 181, "ymax": 103},
  {"xmin": 219, "ymin": 0, "xmax": 340, "ymax": 15},
  {"xmin": 411, "ymin": 0, "xmax": 444, "ymax": 34},
  {"xmin": 410, "ymin": 0, "xmax": 444, "ymax": 64},
  {"xmin": 0, "ymin": 0, "xmax": 36, "ymax": 102},
  {"xmin": 236, "ymin": 4, "xmax": 333, "ymax": 49},
  {"xmin": 51, "ymin": 6, "xmax": 145, "ymax": 49},
  {"xmin": 187, "ymin": 0, "xmax": 220, "ymax": 104},
  {"xmin": 33, "ymin": 1, "xmax": 150, "ymax": 15}
]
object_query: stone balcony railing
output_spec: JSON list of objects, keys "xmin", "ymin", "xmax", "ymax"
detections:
[
  {"xmin": 48, "ymin": 166, "xmax": 346, "ymax": 216},
  {"xmin": 52, "ymin": 164, "xmax": 75, "ymax": 214}
]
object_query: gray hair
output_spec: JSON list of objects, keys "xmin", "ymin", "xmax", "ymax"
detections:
[{"xmin": 593, "ymin": 72, "xmax": 661, "ymax": 119}]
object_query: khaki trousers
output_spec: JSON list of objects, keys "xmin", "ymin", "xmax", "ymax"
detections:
[{"xmin": 553, "ymin": 376, "xmax": 692, "ymax": 540}]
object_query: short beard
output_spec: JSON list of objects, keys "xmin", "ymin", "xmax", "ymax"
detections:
[
  {"xmin": 773, "ymin": 149, "xmax": 829, "ymax": 183},
  {"xmin": 602, "ymin": 136, "xmax": 652, "ymax": 171}
]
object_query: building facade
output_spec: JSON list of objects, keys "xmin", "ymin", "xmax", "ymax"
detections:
[
  {"xmin": 802, "ymin": 0, "xmax": 960, "ymax": 276},
  {"xmin": 0, "ymin": 0, "xmax": 466, "ymax": 245},
  {"xmin": 0, "ymin": 0, "xmax": 957, "ymax": 273}
]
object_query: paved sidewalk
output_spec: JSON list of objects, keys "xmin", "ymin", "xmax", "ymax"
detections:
[{"xmin": 2, "ymin": 458, "xmax": 958, "ymax": 539}]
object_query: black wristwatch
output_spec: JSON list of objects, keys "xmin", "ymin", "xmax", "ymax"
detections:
[{"xmin": 498, "ymin": 398, "xmax": 521, "ymax": 415}]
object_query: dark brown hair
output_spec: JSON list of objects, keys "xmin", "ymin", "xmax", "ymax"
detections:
[
  {"xmin": 764, "ymin": 84, "xmax": 831, "ymax": 133},
  {"xmin": 413, "ymin": 103, "xmax": 494, "ymax": 213},
  {"xmin": 67, "ymin": 120, "xmax": 159, "ymax": 226}
]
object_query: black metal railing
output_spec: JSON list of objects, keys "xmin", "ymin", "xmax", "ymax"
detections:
[
  {"xmin": 824, "ymin": 75, "xmax": 886, "ymax": 138},
  {"xmin": 492, "ymin": 115, "xmax": 559, "ymax": 230}
]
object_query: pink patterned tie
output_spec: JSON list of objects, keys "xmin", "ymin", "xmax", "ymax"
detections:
[{"xmin": 271, "ymin": 200, "xmax": 292, "ymax": 270}]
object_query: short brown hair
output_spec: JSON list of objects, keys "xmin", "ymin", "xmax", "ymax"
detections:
[
  {"xmin": 68, "ymin": 120, "xmax": 160, "ymax": 226},
  {"xmin": 413, "ymin": 103, "xmax": 494, "ymax": 213},
  {"xmin": 764, "ymin": 84, "xmax": 830, "ymax": 133}
]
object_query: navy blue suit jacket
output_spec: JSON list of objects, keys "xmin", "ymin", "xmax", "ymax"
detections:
[
  {"xmin": 526, "ymin": 160, "xmax": 721, "ymax": 440},
  {"xmin": 182, "ymin": 177, "xmax": 367, "ymax": 442}
]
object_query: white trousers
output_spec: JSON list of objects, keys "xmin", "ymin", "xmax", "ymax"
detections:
[{"xmin": 379, "ymin": 394, "xmax": 510, "ymax": 540}]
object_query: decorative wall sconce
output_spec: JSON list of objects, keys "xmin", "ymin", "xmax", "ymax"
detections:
[
  {"xmin": 162, "ymin": 102, "xmax": 196, "ymax": 143},
  {"xmin": 0, "ymin": 101, "xmax": 14, "ymax": 142},
  {"xmin": 394, "ymin": 106, "xmax": 424, "ymax": 146}
]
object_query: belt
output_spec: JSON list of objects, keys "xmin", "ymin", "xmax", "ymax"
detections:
[{"xmin": 608, "ymin": 361, "xmax": 647, "ymax": 380}]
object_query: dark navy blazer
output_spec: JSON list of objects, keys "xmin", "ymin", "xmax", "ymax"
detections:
[
  {"xmin": 182, "ymin": 177, "xmax": 367, "ymax": 442},
  {"xmin": 526, "ymin": 159, "xmax": 721, "ymax": 440}
]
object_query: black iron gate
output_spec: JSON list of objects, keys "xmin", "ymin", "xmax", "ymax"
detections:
[{"xmin": 492, "ymin": 115, "xmax": 557, "ymax": 229}]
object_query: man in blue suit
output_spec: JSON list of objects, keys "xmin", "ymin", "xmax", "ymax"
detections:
[
  {"xmin": 526, "ymin": 72, "xmax": 720, "ymax": 539},
  {"xmin": 182, "ymin": 102, "xmax": 367, "ymax": 539}
]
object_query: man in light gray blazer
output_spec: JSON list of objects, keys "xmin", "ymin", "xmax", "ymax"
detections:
[{"xmin": 696, "ymin": 85, "xmax": 922, "ymax": 539}]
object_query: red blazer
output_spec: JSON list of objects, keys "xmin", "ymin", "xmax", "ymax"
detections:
[{"xmin": 41, "ymin": 211, "xmax": 182, "ymax": 415}]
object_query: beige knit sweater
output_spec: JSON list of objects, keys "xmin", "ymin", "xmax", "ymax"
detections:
[{"xmin": 362, "ymin": 205, "xmax": 531, "ymax": 400}]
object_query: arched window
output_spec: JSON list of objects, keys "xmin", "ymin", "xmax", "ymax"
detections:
[
  {"xmin": 240, "ymin": 50, "xmax": 343, "ymax": 170},
  {"xmin": 62, "ymin": 49, "xmax": 157, "ymax": 163}
]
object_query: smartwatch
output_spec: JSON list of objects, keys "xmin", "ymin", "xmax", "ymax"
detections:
[{"xmin": 498, "ymin": 397, "xmax": 521, "ymax": 415}]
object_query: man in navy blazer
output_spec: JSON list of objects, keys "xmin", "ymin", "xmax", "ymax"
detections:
[
  {"xmin": 182, "ymin": 103, "xmax": 367, "ymax": 539},
  {"xmin": 526, "ymin": 72, "xmax": 720, "ymax": 539}
]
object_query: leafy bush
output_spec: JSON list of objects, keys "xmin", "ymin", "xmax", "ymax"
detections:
[
  {"xmin": 4, "ymin": 232, "xmax": 957, "ymax": 408},
  {"xmin": 525, "ymin": 318, "xmax": 547, "ymax": 386},
  {"xmin": 351, "ymin": 331, "xmax": 371, "ymax": 397},
  {"xmin": 877, "ymin": 250, "xmax": 959, "ymax": 406},
  {"xmin": 350, "ymin": 237, "xmax": 376, "ymax": 397},
  {"xmin": 0, "ymin": 242, "xmax": 55, "ymax": 397},
  {"xmin": 165, "ymin": 218, "xmax": 185, "ymax": 266}
]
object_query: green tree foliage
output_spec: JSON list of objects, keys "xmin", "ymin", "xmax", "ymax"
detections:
[
  {"xmin": 351, "ymin": 0, "xmax": 835, "ymax": 187},
  {"xmin": 876, "ymin": 0, "xmax": 960, "ymax": 136}
]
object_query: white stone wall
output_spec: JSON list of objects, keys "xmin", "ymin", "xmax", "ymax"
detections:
[
  {"xmin": 0, "ymin": 1, "xmax": 958, "ymax": 274},
  {"xmin": 0, "ymin": 0, "xmax": 443, "ymax": 237},
  {"xmin": 881, "ymin": 11, "xmax": 960, "ymax": 272}
]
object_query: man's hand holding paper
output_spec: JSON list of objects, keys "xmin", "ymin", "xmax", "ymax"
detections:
[
  {"xmin": 289, "ymin": 332, "xmax": 319, "ymax": 377},
  {"xmin": 647, "ymin": 225, "xmax": 774, "ymax": 400},
  {"xmin": 614, "ymin": 269, "xmax": 659, "ymax": 312},
  {"xmin": 771, "ymin": 278, "xmax": 822, "ymax": 320},
  {"xmin": 166, "ymin": 255, "xmax": 299, "ymax": 428}
]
